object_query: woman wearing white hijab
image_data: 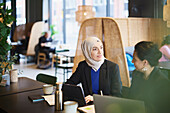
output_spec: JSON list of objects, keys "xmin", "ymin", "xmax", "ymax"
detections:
[{"xmin": 66, "ymin": 37, "xmax": 122, "ymax": 104}]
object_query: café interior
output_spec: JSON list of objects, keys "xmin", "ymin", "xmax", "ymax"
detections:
[{"xmin": 0, "ymin": 0, "xmax": 170, "ymax": 113}]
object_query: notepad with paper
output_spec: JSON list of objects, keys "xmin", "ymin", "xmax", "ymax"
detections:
[
  {"xmin": 42, "ymin": 95, "xmax": 55, "ymax": 106},
  {"xmin": 78, "ymin": 105, "xmax": 95, "ymax": 113}
]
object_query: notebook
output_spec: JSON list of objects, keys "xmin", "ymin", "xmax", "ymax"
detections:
[
  {"xmin": 62, "ymin": 84, "xmax": 86, "ymax": 107},
  {"xmin": 28, "ymin": 95, "xmax": 44, "ymax": 102},
  {"xmin": 93, "ymin": 94, "xmax": 146, "ymax": 113}
]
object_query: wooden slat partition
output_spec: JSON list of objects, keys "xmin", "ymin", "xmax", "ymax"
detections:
[
  {"xmin": 73, "ymin": 17, "xmax": 130, "ymax": 87},
  {"xmin": 73, "ymin": 17, "xmax": 170, "ymax": 87},
  {"xmin": 115, "ymin": 18, "xmax": 170, "ymax": 47},
  {"xmin": 13, "ymin": 22, "xmax": 34, "ymax": 42},
  {"xmin": 103, "ymin": 18, "xmax": 130, "ymax": 87},
  {"xmin": 73, "ymin": 18, "xmax": 103, "ymax": 73},
  {"xmin": 27, "ymin": 21, "xmax": 44, "ymax": 56}
]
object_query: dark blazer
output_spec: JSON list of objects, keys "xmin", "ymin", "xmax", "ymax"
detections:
[
  {"xmin": 128, "ymin": 67, "xmax": 170, "ymax": 113},
  {"xmin": 66, "ymin": 59, "xmax": 122, "ymax": 97},
  {"xmin": 38, "ymin": 36, "xmax": 52, "ymax": 50}
]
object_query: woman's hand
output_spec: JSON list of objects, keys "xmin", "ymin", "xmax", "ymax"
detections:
[{"xmin": 85, "ymin": 95, "xmax": 93, "ymax": 103}]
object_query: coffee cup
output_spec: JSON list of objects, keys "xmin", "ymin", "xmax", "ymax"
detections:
[
  {"xmin": 64, "ymin": 101, "xmax": 78, "ymax": 113},
  {"xmin": 10, "ymin": 69, "xmax": 18, "ymax": 83},
  {"xmin": 43, "ymin": 84, "xmax": 53, "ymax": 95}
]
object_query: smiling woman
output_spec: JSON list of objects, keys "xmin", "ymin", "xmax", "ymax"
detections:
[
  {"xmin": 91, "ymin": 41, "xmax": 104, "ymax": 62},
  {"xmin": 65, "ymin": 36, "xmax": 122, "ymax": 104}
]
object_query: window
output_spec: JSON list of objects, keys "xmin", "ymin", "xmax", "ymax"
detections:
[
  {"xmin": 16, "ymin": 0, "xmax": 26, "ymax": 25},
  {"xmin": 50, "ymin": 0, "xmax": 128, "ymax": 50},
  {"xmin": 51, "ymin": 0, "xmax": 63, "ymax": 43},
  {"xmin": 110, "ymin": 0, "xmax": 129, "ymax": 18}
]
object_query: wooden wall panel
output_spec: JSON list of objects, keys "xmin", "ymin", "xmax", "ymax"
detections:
[
  {"xmin": 115, "ymin": 18, "xmax": 170, "ymax": 47},
  {"xmin": 73, "ymin": 18, "xmax": 130, "ymax": 87},
  {"xmin": 114, "ymin": 19, "xmax": 129, "ymax": 47},
  {"xmin": 72, "ymin": 18, "xmax": 103, "ymax": 73}
]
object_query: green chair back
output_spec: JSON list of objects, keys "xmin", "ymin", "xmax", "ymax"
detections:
[{"xmin": 36, "ymin": 73, "xmax": 57, "ymax": 86}]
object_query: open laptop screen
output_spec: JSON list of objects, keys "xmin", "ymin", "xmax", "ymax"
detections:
[
  {"xmin": 93, "ymin": 94, "xmax": 146, "ymax": 113},
  {"xmin": 62, "ymin": 84, "xmax": 86, "ymax": 107}
]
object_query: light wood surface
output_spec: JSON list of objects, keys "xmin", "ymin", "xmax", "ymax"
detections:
[
  {"xmin": 27, "ymin": 21, "xmax": 44, "ymax": 56},
  {"xmin": 114, "ymin": 18, "xmax": 170, "ymax": 47},
  {"xmin": 73, "ymin": 17, "xmax": 170, "ymax": 87}
]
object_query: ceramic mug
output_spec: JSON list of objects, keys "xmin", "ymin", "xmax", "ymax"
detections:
[
  {"xmin": 10, "ymin": 69, "xmax": 18, "ymax": 83},
  {"xmin": 64, "ymin": 101, "xmax": 78, "ymax": 113},
  {"xmin": 43, "ymin": 84, "xmax": 53, "ymax": 94}
]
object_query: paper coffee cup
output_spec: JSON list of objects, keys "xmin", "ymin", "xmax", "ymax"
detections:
[
  {"xmin": 64, "ymin": 101, "xmax": 78, "ymax": 113},
  {"xmin": 10, "ymin": 69, "xmax": 18, "ymax": 83},
  {"xmin": 43, "ymin": 84, "xmax": 53, "ymax": 94}
]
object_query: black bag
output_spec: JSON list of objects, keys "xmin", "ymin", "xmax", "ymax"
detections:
[{"xmin": 37, "ymin": 60, "xmax": 51, "ymax": 69}]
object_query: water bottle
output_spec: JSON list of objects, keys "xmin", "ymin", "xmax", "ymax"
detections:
[{"xmin": 55, "ymin": 82, "xmax": 63, "ymax": 111}]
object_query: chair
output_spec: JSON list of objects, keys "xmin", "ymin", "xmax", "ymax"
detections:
[
  {"xmin": 37, "ymin": 52, "xmax": 46, "ymax": 66},
  {"xmin": 51, "ymin": 54, "xmax": 71, "ymax": 68},
  {"xmin": 36, "ymin": 73, "xmax": 57, "ymax": 86},
  {"xmin": 72, "ymin": 17, "xmax": 130, "ymax": 87},
  {"xmin": 55, "ymin": 53, "xmax": 74, "ymax": 82},
  {"xmin": 12, "ymin": 21, "xmax": 44, "ymax": 63},
  {"xmin": 13, "ymin": 22, "xmax": 34, "ymax": 42}
]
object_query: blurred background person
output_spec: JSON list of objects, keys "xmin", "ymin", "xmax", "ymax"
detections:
[
  {"xmin": 38, "ymin": 31, "xmax": 55, "ymax": 61},
  {"xmin": 159, "ymin": 35, "xmax": 170, "ymax": 62}
]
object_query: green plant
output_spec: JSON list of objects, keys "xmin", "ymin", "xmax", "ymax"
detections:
[
  {"xmin": 0, "ymin": 3, "xmax": 15, "ymax": 76},
  {"xmin": 0, "ymin": 3, "xmax": 15, "ymax": 55},
  {"xmin": 41, "ymin": 25, "xmax": 59, "ymax": 39},
  {"xmin": 50, "ymin": 24, "xmax": 59, "ymax": 38}
]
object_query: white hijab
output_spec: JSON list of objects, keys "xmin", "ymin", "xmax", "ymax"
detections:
[{"xmin": 81, "ymin": 37, "xmax": 105, "ymax": 71}]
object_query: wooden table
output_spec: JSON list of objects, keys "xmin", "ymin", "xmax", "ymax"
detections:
[
  {"xmin": 0, "ymin": 89, "xmax": 64, "ymax": 113},
  {"xmin": 0, "ymin": 77, "xmax": 45, "ymax": 97},
  {"xmin": 57, "ymin": 49, "xmax": 76, "ymax": 58},
  {"xmin": 0, "ymin": 88, "xmax": 81, "ymax": 113}
]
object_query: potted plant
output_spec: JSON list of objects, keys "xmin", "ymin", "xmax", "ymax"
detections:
[
  {"xmin": 41, "ymin": 24, "xmax": 59, "ymax": 40},
  {"xmin": 0, "ymin": 3, "xmax": 16, "ymax": 83},
  {"xmin": 50, "ymin": 24, "xmax": 59, "ymax": 39}
]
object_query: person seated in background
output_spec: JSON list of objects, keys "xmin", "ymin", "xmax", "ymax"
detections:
[
  {"xmin": 126, "ymin": 52, "xmax": 135, "ymax": 77},
  {"xmin": 38, "ymin": 31, "xmax": 55, "ymax": 60},
  {"xmin": 159, "ymin": 35, "xmax": 170, "ymax": 62},
  {"xmin": 11, "ymin": 31, "xmax": 30, "ymax": 64},
  {"xmin": 125, "ymin": 41, "xmax": 170, "ymax": 113},
  {"xmin": 65, "ymin": 36, "xmax": 122, "ymax": 104}
]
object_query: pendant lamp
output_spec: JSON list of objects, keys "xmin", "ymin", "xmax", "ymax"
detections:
[{"xmin": 75, "ymin": 5, "xmax": 95, "ymax": 25}]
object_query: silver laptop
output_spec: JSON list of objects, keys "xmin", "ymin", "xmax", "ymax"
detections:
[{"xmin": 93, "ymin": 94, "xmax": 146, "ymax": 113}]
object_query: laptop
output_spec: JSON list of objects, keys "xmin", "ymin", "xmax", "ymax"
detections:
[
  {"xmin": 62, "ymin": 84, "xmax": 86, "ymax": 107},
  {"xmin": 93, "ymin": 94, "xmax": 146, "ymax": 113}
]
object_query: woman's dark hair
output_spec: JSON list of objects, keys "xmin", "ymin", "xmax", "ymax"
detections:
[
  {"xmin": 135, "ymin": 41, "xmax": 162, "ymax": 67},
  {"xmin": 162, "ymin": 35, "xmax": 170, "ymax": 46}
]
